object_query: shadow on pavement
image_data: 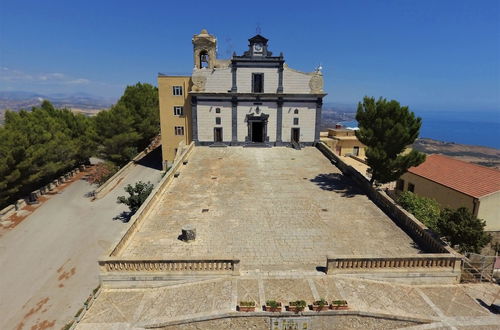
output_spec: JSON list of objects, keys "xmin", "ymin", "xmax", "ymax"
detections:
[
  {"xmin": 310, "ymin": 173, "xmax": 364, "ymax": 198},
  {"xmin": 135, "ymin": 145, "xmax": 162, "ymax": 171},
  {"xmin": 113, "ymin": 211, "xmax": 132, "ymax": 223}
]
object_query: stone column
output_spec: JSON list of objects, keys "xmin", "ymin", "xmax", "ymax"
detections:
[
  {"xmin": 231, "ymin": 61, "xmax": 237, "ymax": 93},
  {"xmin": 276, "ymin": 98, "xmax": 283, "ymax": 145},
  {"xmin": 231, "ymin": 96, "xmax": 238, "ymax": 144},
  {"xmin": 191, "ymin": 96, "xmax": 198, "ymax": 144},
  {"xmin": 315, "ymin": 98, "xmax": 323, "ymax": 143}
]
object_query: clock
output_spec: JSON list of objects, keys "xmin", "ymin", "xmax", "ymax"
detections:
[{"xmin": 253, "ymin": 43, "xmax": 263, "ymax": 53}]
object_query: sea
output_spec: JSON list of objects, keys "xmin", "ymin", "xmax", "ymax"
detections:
[{"xmin": 340, "ymin": 110, "xmax": 500, "ymax": 150}]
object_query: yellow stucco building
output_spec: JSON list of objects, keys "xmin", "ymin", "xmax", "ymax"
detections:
[
  {"xmin": 320, "ymin": 126, "xmax": 366, "ymax": 158},
  {"xmin": 158, "ymin": 76, "xmax": 192, "ymax": 168},
  {"xmin": 397, "ymin": 154, "xmax": 500, "ymax": 231}
]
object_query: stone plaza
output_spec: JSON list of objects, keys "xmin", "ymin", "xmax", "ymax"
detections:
[
  {"xmin": 119, "ymin": 147, "xmax": 420, "ymax": 272},
  {"xmin": 77, "ymin": 146, "xmax": 500, "ymax": 329}
]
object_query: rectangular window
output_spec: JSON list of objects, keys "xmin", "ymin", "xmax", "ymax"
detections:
[
  {"xmin": 215, "ymin": 107, "xmax": 221, "ymax": 113},
  {"xmin": 252, "ymin": 73, "xmax": 264, "ymax": 93},
  {"xmin": 293, "ymin": 117, "xmax": 299, "ymax": 125},
  {"xmin": 396, "ymin": 179, "xmax": 404, "ymax": 191},
  {"xmin": 173, "ymin": 106, "xmax": 183, "ymax": 116},
  {"xmin": 215, "ymin": 117, "xmax": 221, "ymax": 125},
  {"xmin": 174, "ymin": 126, "xmax": 184, "ymax": 136},
  {"xmin": 172, "ymin": 86, "xmax": 183, "ymax": 96},
  {"xmin": 408, "ymin": 183, "xmax": 415, "ymax": 193}
]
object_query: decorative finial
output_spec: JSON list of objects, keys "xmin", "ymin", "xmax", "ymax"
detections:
[
  {"xmin": 316, "ymin": 63, "xmax": 323, "ymax": 73},
  {"xmin": 201, "ymin": 29, "xmax": 208, "ymax": 34}
]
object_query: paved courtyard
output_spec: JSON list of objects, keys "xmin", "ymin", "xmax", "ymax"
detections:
[
  {"xmin": 0, "ymin": 148, "xmax": 163, "ymax": 330},
  {"xmin": 119, "ymin": 147, "xmax": 421, "ymax": 272},
  {"xmin": 78, "ymin": 276, "xmax": 500, "ymax": 329}
]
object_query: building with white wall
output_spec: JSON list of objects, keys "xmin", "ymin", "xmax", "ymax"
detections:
[{"xmin": 158, "ymin": 29, "xmax": 327, "ymax": 165}]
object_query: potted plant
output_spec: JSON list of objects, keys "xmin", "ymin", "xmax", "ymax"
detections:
[
  {"xmin": 238, "ymin": 301, "xmax": 256, "ymax": 312},
  {"xmin": 288, "ymin": 300, "xmax": 307, "ymax": 313},
  {"xmin": 265, "ymin": 300, "xmax": 282, "ymax": 312},
  {"xmin": 312, "ymin": 298, "xmax": 329, "ymax": 311},
  {"xmin": 331, "ymin": 299, "xmax": 348, "ymax": 310}
]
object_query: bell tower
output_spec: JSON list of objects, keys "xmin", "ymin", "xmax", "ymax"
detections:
[{"xmin": 192, "ymin": 29, "xmax": 216, "ymax": 69}]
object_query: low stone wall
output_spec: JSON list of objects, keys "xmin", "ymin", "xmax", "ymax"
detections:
[
  {"xmin": 317, "ymin": 142, "xmax": 462, "ymax": 283},
  {"xmin": 94, "ymin": 135, "xmax": 161, "ymax": 199},
  {"xmin": 141, "ymin": 311, "xmax": 429, "ymax": 330},
  {"xmin": 106, "ymin": 141, "xmax": 195, "ymax": 258},
  {"xmin": 327, "ymin": 254, "xmax": 461, "ymax": 273},
  {"xmin": 0, "ymin": 165, "xmax": 84, "ymax": 221},
  {"xmin": 317, "ymin": 142, "xmax": 458, "ymax": 255},
  {"xmin": 0, "ymin": 204, "xmax": 16, "ymax": 220},
  {"xmin": 99, "ymin": 258, "xmax": 240, "ymax": 275}
]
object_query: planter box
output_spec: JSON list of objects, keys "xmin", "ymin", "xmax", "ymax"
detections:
[
  {"xmin": 331, "ymin": 305, "xmax": 349, "ymax": 310},
  {"xmin": 287, "ymin": 304, "xmax": 306, "ymax": 313},
  {"xmin": 238, "ymin": 305, "xmax": 256, "ymax": 312},
  {"xmin": 312, "ymin": 304, "xmax": 329, "ymax": 312},
  {"xmin": 264, "ymin": 302, "xmax": 282, "ymax": 312},
  {"xmin": 331, "ymin": 300, "xmax": 348, "ymax": 310}
]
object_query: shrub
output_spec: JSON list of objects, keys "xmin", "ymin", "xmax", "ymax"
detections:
[
  {"xmin": 239, "ymin": 301, "xmax": 255, "ymax": 307},
  {"xmin": 87, "ymin": 161, "xmax": 119, "ymax": 186},
  {"xmin": 437, "ymin": 207, "xmax": 491, "ymax": 253},
  {"xmin": 397, "ymin": 191, "xmax": 441, "ymax": 232},
  {"xmin": 117, "ymin": 181, "xmax": 154, "ymax": 214}
]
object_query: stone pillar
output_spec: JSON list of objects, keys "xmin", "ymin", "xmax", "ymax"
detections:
[
  {"xmin": 231, "ymin": 62, "xmax": 237, "ymax": 93},
  {"xmin": 314, "ymin": 97, "xmax": 323, "ymax": 143},
  {"xmin": 277, "ymin": 56, "xmax": 284, "ymax": 93},
  {"xmin": 191, "ymin": 96, "xmax": 198, "ymax": 144},
  {"xmin": 231, "ymin": 96, "xmax": 238, "ymax": 144},
  {"xmin": 276, "ymin": 98, "xmax": 283, "ymax": 145}
]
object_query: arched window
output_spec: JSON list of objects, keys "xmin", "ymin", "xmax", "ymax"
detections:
[
  {"xmin": 294, "ymin": 109, "xmax": 299, "ymax": 114},
  {"xmin": 199, "ymin": 50, "xmax": 209, "ymax": 68}
]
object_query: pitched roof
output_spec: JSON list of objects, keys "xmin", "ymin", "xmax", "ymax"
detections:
[{"xmin": 407, "ymin": 154, "xmax": 500, "ymax": 198}]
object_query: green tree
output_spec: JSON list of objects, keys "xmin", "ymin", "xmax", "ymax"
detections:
[
  {"xmin": 355, "ymin": 97, "xmax": 426, "ymax": 184},
  {"xmin": 397, "ymin": 191, "xmax": 441, "ymax": 232},
  {"xmin": 0, "ymin": 100, "xmax": 95, "ymax": 207},
  {"xmin": 93, "ymin": 83, "xmax": 159, "ymax": 166},
  {"xmin": 117, "ymin": 181, "xmax": 154, "ymax": 214},
  {"xmin": 436, "ymin": 207, "xmax": 491, "ymax": 253}
]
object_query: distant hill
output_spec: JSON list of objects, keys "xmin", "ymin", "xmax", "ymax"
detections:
[
  {"xmin": 412, "ymin": 138, "xmax": 500, "ymax": 169},
  {"xmin": 321, "ymin": 102, "xmax": 357, "ymax": 131},
  {"xmin": 0, "ymin": 91, "xmax": 116, "ymax": 122}
]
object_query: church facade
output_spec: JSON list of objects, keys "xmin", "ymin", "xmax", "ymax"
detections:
[{"xmin": 158, "ymin": 29, "xmax": 326, "ymax": 166}]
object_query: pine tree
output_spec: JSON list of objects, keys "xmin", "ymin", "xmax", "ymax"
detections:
[{"xmin": 355, "ymin": 97, "xmax": 426, "ymax": 184}]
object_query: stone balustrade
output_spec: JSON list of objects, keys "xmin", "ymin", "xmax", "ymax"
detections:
[
  {"xmin": 99, "ymin": 258, "xmax": 240, "ymax": 275},
  {"xmin": 327, "ymin": 255, "xmax": 461, "ymax": 273}
]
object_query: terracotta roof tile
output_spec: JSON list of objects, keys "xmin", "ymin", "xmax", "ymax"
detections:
[{"xmin": 407, "ymin": 154, "xmax": 500, "ymax": 198}]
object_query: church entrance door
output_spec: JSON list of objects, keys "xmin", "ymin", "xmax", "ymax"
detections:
[{"xmin": 251, "ymin": 121, "xmax": 265, "ymax": 142}]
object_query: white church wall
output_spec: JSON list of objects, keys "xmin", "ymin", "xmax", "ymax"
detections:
[
  {"xmin": 282, "ymin": 102, "xmax": 316, "ymax": 142},
  {"xmin": 197, "ymin": 101, "xmax": 232, "ymax": 141}
]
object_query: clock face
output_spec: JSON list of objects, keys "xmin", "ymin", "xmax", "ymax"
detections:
[{"xmin": 253, "ymin": 43, "xmax": 263, "ymax": 53}]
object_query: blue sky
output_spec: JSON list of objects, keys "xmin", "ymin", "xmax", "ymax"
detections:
[{"xmin": 0, "ymin": 0, "xmax": 499, "ymax": 112}]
